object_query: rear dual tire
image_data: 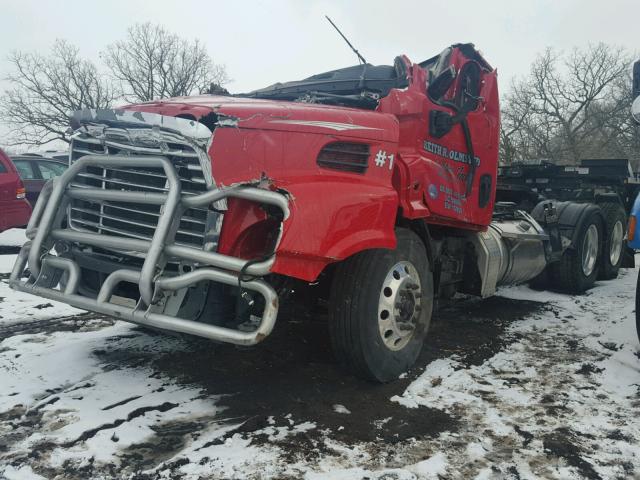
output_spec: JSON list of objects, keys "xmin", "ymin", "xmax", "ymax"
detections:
[
  {"xmin": 598, "ymin": 202, "xmax": 626, "ymax": 280},
  {"xmin": 548, "ymin": 209, "xmax": 603, "ymax": 293},
  {"xmin": 329, "ymin": 228, "xmax": 434, "ymax": 383}
]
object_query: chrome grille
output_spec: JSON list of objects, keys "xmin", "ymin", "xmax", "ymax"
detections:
[{"xmin": 68, "ymin": 126, "xmax": 215, "ymax": 252}]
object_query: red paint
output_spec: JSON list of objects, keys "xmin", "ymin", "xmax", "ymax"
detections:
[
  {"xmin": 0, "ymin": 148, "xmax": 32, "ymax": 233},
  {"xmin": 125, "ymin": 45, "xmax": 499, "ymax": 282},
  {"xmin": 218, "ymin": 197, "xmax": 277, "ymax": 259}
]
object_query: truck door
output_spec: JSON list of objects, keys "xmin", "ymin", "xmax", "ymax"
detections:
[{"xmin": 420, "ymin": 47, "xmax": 499, "ymax": 228}]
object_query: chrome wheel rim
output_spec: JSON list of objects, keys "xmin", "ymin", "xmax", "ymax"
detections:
[
  {"xmin": 581, "ymin": 224, "xmax": 599, "ymax": 277},
  {"xmin": 609, "ymin": 221, "xmax": 624, "ymax": 266},
  {"xmin": 378, "ymin": 261, "xmax": 422, "ymax": 351}
]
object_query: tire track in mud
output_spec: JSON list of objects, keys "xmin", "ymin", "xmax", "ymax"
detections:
[
  {"xmin": 64, "ymin": 402, "xmax": 179, "ymax": 446},
  {"xmin": 0, "ymin": 246, "xmax": 20, "ymax": 255},
  {"xmin": 0, "ymin": 312, "xmax": 109, "ymax": 340}
]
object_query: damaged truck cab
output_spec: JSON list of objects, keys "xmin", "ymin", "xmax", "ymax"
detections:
[{"xmin": 11, "ymin": 44, "xmax": 616, "ymax": 382}]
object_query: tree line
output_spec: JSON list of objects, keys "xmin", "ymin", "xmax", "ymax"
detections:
[
  {"xmin": 0, "ymin": 23, "xmax": 229, "ymax": 146},
  {"xmin": 500, "ymin": 43, "xmax": 639, "ymax": 166},
  {"xmin": 2, "ymin": 32, "xmax": 638, "ymax": 167}
]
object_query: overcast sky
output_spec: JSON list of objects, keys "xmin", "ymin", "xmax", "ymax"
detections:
[{"xmin": 1, "ymin": 0, "xmax": 639, "ymax": 150}]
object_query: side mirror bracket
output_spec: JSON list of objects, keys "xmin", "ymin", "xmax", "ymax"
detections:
[{"xmin": 427, "ymin": 65, "xmax": 456, "ymax": 101}]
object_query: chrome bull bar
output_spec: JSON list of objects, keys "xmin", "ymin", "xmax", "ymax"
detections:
[{"xmin": 10, "ymin": 155, "xmax": 290, "ymax": 345}]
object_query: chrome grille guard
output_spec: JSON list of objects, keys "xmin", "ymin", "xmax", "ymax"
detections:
[
  {"xmin": 10, "ymin": 154, "xmax": 290, "ymax": 345},
  {"xmin": 68, "ymin": 109, "xmax": 218, "ymax": 252}
]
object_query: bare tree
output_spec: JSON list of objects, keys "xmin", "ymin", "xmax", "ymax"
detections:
[
  {"xmin": 500, "ymin": 44, "xmax": 633, "ymax": 164},
  {"xmin": 103, "ymin": 23, "xmax": 229, "ymax": 102},
  {"xmin": 0, "ymin": 40, "xmax": 118, "ymax": 146}
]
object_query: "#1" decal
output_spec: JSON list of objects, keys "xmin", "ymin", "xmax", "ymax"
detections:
[{"xmin": 374, "ymin": 150, "xmax": 395, "ymax": 170}]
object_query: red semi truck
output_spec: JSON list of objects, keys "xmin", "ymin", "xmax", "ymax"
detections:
[{"xmin": 10, "ymin": 44, "xmax": 624, "ymax": 382}]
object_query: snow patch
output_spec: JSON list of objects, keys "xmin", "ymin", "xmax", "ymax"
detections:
[
  {"xmin": 0, "ymin": 278, "xmax": 84, "ymax": 325},
  {"xmin": 393, "ymin": 268, "xmax": 640, "ymax": 479},
  {"xmin": 332, "ymin": 404, "xmax": 351, "ymax": 414},
  {"xmin": 0, "ymin": 228, "xmax": 27, "ymax": 247},
  {"xmin": 1, "ymin": 465, "xmax": 47, "ymax": 480},
  {"xmin": 408, "ymin": 452, "xmax": 448, "ymax": 478}
]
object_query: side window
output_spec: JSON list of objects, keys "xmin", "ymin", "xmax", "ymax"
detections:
[
  {"xmin": 37, "ymin": 161, "xmax": 67, "ymax": 179},
  {"xmin": 0, "ymin": 161, "xmax": 6, "ymax": 173},
  {"xmin": 455, "ymin": 62, "xmax": 482, "ymax": 112},
  {"xmin": 13, "ymin": 160, "xmax": 36, "ymax": 179}
]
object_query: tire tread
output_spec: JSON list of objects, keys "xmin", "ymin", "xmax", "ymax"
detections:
[
  {"xmin": 329, "ymin": 229, "xmax": 431, "ymax": 382},
  {"xmin": 549, "ymin": 209, "xmax": 602, "ymax": 293},
  {"xmin": 598, "ymin": 202, "xmax": 626, "ymax": 280}
]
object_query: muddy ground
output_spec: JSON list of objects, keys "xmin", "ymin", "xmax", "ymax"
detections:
[
  {"xmin": 0, "ymin": 289, "xmax": 546, "ymax": 478},
  {"xmin": 1, "ymin": 250, "xmax": 638, "ymax": 479}
]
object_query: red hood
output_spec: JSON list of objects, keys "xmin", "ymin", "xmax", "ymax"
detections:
[{"xmin": 123, "ymin": 95, "xmax": 399, "ymax": 142}]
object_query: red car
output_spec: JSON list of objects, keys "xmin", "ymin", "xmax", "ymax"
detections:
[{"xmin": 0, "ymin": 148, "xmax": 32, "ymax": 232}]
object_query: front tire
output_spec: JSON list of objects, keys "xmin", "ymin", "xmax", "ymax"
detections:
[{"xmin": 329, "ymin": 228, "xmax": 434, "ymax": 383}]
